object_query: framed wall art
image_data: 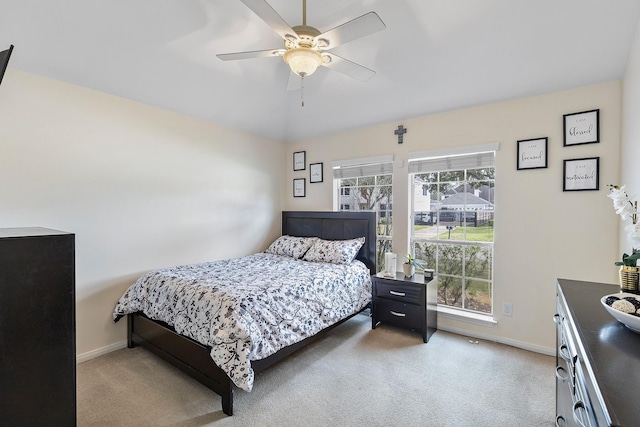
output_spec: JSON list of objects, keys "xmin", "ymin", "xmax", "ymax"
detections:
[
  {"xmin": 517, "ymin": 137, "xmax": 547, "ymax": 170},
  {"xmin": 293, "ymin": 178, "xmax": 306, "ymax": 197},
  {"xmin": 563, "ymin": 109, "xmax": 599, "ymax": 146},
  {"xmin": 563, "ymin": 157, "xmax": 599, "ymax": 191},
  {"xmin": 293, "ymin": 151, "xmax": 306, "ymax": 171},
  {"xmin": 310, "ymin": 162, "xmax": 323, "ymax": 183}
]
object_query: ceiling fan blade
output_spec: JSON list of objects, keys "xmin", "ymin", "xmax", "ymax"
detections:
[
  {"xmin": 322, "ymin": 53, "xmax": 376, "ymax": 82},
  {"xmin": 240, "ymin": 0, "xmax": 298, "ymax": 41},
  {"xmin": 217, "ymin": 49, "xmax": 285, "ymax": 61},
  {"xmin": 315, "ymin": 12, "xmax": 385, "ymax": 49}
]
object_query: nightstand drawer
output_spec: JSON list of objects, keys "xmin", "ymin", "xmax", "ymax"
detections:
[
  {"xmin": 371, "ymin": 272, "xmax": 437, "ymax": 343},
  {"xmin": 374, "ymin": 280, "xmax": 423, "ymax": 304},
  {"xmin": 375, "ymin": 299, "xmax": 424, "ymax": 329}
]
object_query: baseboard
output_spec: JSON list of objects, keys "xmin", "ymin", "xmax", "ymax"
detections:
[
  {"xmin": 437, "ymin": 324, "xmax": 555, "ymax": 357},
  {"xmin": 76, "ymin": 340, "xmax": 128, "ymax": 364},
  {"xmin": 75, "ymin": 326, "xmax": 555, "ymax": 364}
]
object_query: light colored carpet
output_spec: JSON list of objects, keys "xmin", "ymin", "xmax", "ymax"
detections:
[{"xmin": 77, "ymin": 313, "xmax": 555, "ymax": 426}]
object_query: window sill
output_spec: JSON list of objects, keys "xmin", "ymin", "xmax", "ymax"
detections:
[{"xmin": 437, "ymin": 305, "xmax": 497, "ymax": 327}]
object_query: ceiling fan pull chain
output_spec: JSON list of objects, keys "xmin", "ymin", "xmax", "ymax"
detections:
[{"xmin": 301, "ymin": 76, "xmax": 305, "ymax": 107}]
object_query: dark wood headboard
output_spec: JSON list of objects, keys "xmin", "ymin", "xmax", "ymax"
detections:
[{"xmin": 282, "ymin": 211, "xmax": 377, "ymax": 275}]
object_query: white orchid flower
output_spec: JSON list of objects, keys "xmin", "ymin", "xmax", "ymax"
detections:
[
  {"xmin": 608, "ymin": 184, "xmax": 627, "ymax": 199},
  {"xmin": 608, "ymin": 184, "xmax": 638, "ymax": 221},
  {"xmin": 626, "ymin": 224, "xmax": 640, "ymax": 250},
  {"xmin": 619, "ymin": 204, "xmax": 636, "ymax": 220}
]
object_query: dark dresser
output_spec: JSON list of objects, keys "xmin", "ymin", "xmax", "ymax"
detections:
[
  {"xmin": 0, "ymin": 228, "xmax": 76, "ymax": 426},
  {"xmin": 556, "ymin": 278, "xmax": 640, "ymax": 426},
  {"xmin": 371, "ymin": 272, "xmax": 437, "ymax": 343}
]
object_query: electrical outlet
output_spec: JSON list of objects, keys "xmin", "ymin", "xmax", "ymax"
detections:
[{"xmin": 502, "ymin": 302, "xmax": 513, "ymax": 317}]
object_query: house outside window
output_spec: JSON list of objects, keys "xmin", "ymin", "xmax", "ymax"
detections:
[
  {"xmin": 408, "ymin": 145, "xmax": 497, "ymax": 316},
  {"xmin": 333, "ymin": 156, "xmax": 393, "ymax": 272}
]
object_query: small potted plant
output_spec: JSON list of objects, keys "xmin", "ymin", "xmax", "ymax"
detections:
[{"xmin": 403, "ymin": 254, "xmax": 426, "ymax": 278}]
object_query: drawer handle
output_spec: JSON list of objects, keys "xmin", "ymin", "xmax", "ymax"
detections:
[
  {"xmin": 572, "ymin": 401, "xmax": 588, "ymax": 427},
  {"xmin": 390, "ymin": 311, "xmax": 406, "ymax": 317},
  {"xmin": 555, "ymin": 366, "xmax": 569, "ymax": 382},
  {"xmin": 559, "ymin": 344, "xmax": 571, "ymax": 362},
  {"xmin": 553, "ymin": 313, "xmax": 562, "ymax": 325},
  {"xmin": 389, "ymin": 290, "xmax": 406, "ymax": 297}
]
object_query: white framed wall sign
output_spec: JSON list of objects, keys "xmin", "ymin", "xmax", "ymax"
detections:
[
  {"xmin": 293, "ymin": 178, "xmax": 306, "ymax": 197},
  {"xmin": 517, "ymin": 137, "xmax": 547, "ymax": 170},
  {"xmin": 293, "ymin": 151, "xmax": 306, "ymax": 171},
  {"xmin": 563, "ymin": 109, "xmax": 599, "ymax": 146},
  {"xmin": 563, "ymin": 157, "xmax": 599, "ymax": 191},
  {"xmin": 310, "ymin": 162, "xmax": 323, "ymax": 183}
]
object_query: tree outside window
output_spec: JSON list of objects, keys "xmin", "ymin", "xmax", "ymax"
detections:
[{"xmin": 337, "ymin": 174, "xmax": 392, "ymax": 272}]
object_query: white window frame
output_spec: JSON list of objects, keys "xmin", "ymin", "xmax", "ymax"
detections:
[{"xmin": 408, "ymin": 143, "xmax": 499, "ymax": 325}]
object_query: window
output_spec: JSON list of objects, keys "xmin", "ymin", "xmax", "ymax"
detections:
[
  {"xmin": 333, "ymin": 156, "xmax": 393, "ymax": 272},
  {"xmin": 409, "ymin": 146, "xmax": 497, "ymax": 316}
]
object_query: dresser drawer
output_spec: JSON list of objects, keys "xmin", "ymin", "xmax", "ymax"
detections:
[
  {"xmin": 374, "ymin": 280, "xmax": 424, "ymax": 304},
  {"xmin": 375, "ymin": 299, "xmax": 424, "ymax": 329}
]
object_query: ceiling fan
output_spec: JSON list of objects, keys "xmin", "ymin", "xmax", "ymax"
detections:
[{"xmin": 217, "ymin": 0, "xmax": 386, "ymax": 85}]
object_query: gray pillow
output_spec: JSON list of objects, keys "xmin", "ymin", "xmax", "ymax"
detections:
[
  {"xmin": 265, "ymin": 235, "xmax": 317, "ymax": 258},
  {"xmin": 303, "ymin": 237, "xmax": 365, "ymax": 264}
]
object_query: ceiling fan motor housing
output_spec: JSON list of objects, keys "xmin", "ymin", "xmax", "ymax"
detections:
[
  {"xmin": 286, "ymin": 25, "xmax": 321, "ymax": 49},
  {"xmin": 283, "ymin": 25, "xmax": 325, "ymax": 77}
]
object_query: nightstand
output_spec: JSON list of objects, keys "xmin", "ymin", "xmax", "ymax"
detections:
[{"xmin": 371, "ymin": 272, "xmax": 437, "ymax": 343}]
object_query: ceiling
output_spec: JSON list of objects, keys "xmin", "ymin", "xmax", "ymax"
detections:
[{"xmin": 2, "ymin": 0, "xmax": 640, "ymax": 142}]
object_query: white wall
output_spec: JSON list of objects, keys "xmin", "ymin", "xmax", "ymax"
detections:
[
  {"xmin": 0, "ymin": 70, "xmax": 285, "ymax": 359},
  {"xmin": 621, "ymin": 21, "xmax": 640, "ymax": 253},
  {"xmin": 285, "ymin": 81, "xmax": 621, "ymax": 353},
  {"xmin": 0, "ymin": 60, "xmax": 629, "ymax": 358}
]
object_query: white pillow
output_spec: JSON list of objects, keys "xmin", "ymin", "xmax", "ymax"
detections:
[
  {"xmin": 302, "ymin": 237, "xmax": 365, "ymax": 265},
  {"xmin": 265, "ymin": 235, "xmax": 317, "ymax": 259}
]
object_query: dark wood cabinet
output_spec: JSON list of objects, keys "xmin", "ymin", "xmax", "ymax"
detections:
[
  {"xmin": 371, "ymin": 272, "xmax": 437, "ymax": 343},
  {"xmin": 556, "ymin": 278, "xmax": 640, "ymax": 426},
  {"xmin": 0, "ymin": 228, "xmax": 76, "ymax": 426}
]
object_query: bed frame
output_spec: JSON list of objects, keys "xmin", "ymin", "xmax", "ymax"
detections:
[{"xmin": 126, "ymin": 211, "xmax": 376, "ymax": 415}]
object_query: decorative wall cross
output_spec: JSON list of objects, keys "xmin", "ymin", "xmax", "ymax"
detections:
[{"xmin": 394, "ymin": 125, "xmax": 407, "ymax": 144}]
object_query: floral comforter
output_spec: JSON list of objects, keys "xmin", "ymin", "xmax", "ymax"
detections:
[{"xmin": 113, "ymin": 253, "xmax": 371, "ymax": 392}]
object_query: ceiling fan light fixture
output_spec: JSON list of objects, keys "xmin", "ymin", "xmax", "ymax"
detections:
[{"xmin": 283, "ymin": 47, "xmax": 322, "ymax": 77}]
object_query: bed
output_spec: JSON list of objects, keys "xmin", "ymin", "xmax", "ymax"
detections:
[{"xmin": 113, "ymin": 211, "xmax": 376, "ymax": 416}]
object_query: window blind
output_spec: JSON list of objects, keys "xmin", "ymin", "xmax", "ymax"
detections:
[
  {"xmin": 407, "ymin": 142, "xmax": 499, "ymax": 174},
  {"xmin": 332, "ymin": 155, "xmax": 393, "ymax": 179},
  {"xmin": 408, "ymin": 151, "xmax": 495, "ymax": 174}
]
